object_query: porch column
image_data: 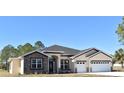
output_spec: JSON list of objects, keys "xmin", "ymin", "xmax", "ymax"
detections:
[
  {"xmin": 58, "ymin": 56, "xmax": 61, "ymax": 73},
  {"xmin": 20, "ymin": 59, "xmax": 24, "ymax": 74},
  {"xmin": 72, "ymin": 59, "xmax": 76, "ymax": 73}
]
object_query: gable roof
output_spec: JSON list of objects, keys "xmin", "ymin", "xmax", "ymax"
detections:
[
  {"xmin": 88, "ymin": 51, "xmax": 112, "ymax": 58},
  {"xmin": 19, "ymin": 50, "xmax": 48, "ymax": 58},
  {"xmin": 71, "ymin": 48, "xmax": 112, "ymax": 59},
  {"xmin": 40, "ymin": 45, "xmax": 81, "ymax": 55},
  {"xmin": 71, "ymin": 48, "xmax": 95, "ymax": 59}
]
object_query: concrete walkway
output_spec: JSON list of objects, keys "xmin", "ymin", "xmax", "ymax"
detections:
[{"xmin": 86, "ymin": 72, "xmax": 124, "ymax": 77}]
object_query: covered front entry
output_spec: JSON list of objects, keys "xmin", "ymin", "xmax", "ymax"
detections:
[{"xmin": 49, "ymin": 56, "xmax": 58, "ymax": 74}]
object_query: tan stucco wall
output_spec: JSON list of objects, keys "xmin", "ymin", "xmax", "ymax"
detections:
[
  {"xmin": 72, "ymin": 54, "xmax": 88, "ymax": 61},
  {"xmin": 89, "ymin": 52, "xmax": 112, "ymax": 61},
  {"xmin": 9, "ymin": 58, "xmax": 21, "ymax": 74}
]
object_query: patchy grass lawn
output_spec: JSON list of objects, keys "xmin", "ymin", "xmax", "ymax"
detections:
[
  {"xmin": 23, "ymin": 74, "xmax": 114, "ymax": 77},
  {"xmin": 0, "ymin": 69, "xmax": 114, "ymax": 77},
  {"xmin": 0, "ymin": 69, "xmax": 19, "ymax": 77}
]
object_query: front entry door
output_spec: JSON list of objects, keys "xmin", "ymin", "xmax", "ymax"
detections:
[
  {"xmin": 49, "ymin": 61, "xmax": 54, "ymax": 74},
  {"xmin": 49, "ymin": 60, "xmax": 57, "ymax": 74}
]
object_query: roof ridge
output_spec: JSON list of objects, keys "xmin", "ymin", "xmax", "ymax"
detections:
[
  {"xmin": 47, "ymin": 44, "xmax": 81, "ymax": 51},
  {"xmin": 71, "ymin": 48, "xmax": 100, "ymax": 59}
]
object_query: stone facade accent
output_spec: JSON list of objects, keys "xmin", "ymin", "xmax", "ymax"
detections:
[{"xmin": 24, "ymin": 52, "xmax": 48, "ymax": 74}]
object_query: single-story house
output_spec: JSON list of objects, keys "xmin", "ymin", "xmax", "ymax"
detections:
[{"xmin": 8, "ymin": 45, "xmax": 112, "ymax": 74}]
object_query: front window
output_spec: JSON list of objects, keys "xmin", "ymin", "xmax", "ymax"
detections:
[
  {"xmin": 61, "ymin": 59, "xmax": 69, "ymax": 70},
  {"xmin": 31, "ymin": 59, "xmax": 43, "ymax": 69}
]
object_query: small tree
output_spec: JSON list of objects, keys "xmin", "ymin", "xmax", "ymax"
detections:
[
  {"xmin": 116, "ymin": 17, "xmax": 124, "ymax": 44},
  {"xmin": 34, "ymin": 41, "xmax": 45, "ymax": 49},
  {"xmin": 17, "ymin": 43, "xmax": 34, "ymax": 55},
  {"xmin": 1, "ymin": 45, "xmax": 19, "ymax": 70},
  {"xmin": 114, "ymin": 48, "xmax": 124, "ymax": 68},
  {"xmin": 111, "ymin": 55, "xmax": 116, "ymax": 70}
]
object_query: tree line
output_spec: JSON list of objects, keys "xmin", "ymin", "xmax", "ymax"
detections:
[{"xmin": 0, "ymin": 41, "xmax": 45, "ymax": 69}]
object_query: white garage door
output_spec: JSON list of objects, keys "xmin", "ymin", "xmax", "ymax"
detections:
[
  {"xmin": 76, "ymin": 61, "xmax": 87, "ymax": 73},
  {"xmin": 91, "ymin": 61, "xmax": 111, "ymax": 72}
]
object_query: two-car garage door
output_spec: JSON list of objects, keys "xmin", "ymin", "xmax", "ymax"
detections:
[{"xmin": 90, "ymin": 60, "xmax": 111, "ymax": 72}]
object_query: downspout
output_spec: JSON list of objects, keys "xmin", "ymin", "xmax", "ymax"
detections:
[
  {"xmin": 58, "ymin": 55, "xmax": 61, "ymax": 74},
  {"xmin": 48, "ymin": 57, "xmax": 49, "ymax": 74}
]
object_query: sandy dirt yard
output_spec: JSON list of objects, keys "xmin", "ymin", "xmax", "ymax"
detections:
[{"xmin": 0, "ymin": 69, "xmax": 116, "ymax": 77}]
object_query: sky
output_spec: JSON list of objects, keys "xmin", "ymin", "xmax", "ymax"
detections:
[{"xmin": 0, "ymin": 16, "xmax": 123, "ymax": 54}]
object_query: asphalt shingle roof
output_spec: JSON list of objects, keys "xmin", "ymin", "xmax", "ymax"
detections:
[{"xmin": 40, "ymin": 45, "xmax": 81, "ymax": 55}]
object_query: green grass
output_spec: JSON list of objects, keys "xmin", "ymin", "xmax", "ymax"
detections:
[{"xmin": 0, "ymin": 69, "xmax": 114, "ymax": 77}]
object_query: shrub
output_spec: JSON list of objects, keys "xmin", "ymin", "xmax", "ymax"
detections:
[{"xmin": 0, "ymin": 63, "xmax": 7, "ymax": 70}]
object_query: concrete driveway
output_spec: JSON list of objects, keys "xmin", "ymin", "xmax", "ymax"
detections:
[{"xmin": 86, "ymin": 72, "xmax": 124, "ymax": 77}]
